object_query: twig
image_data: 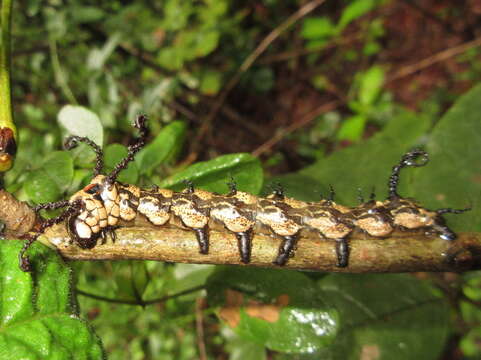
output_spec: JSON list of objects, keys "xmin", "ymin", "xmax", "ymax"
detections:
[
  {"xmin": 195, "ymin": 297, "xmax": 208, "ymax": 360},
  {"xmin": 387, "ymin": 36, "xmax": 481, "ymax": 81},
  {"xmin": 39, "ymin": 219, "xmax": 481, "ymax": 273},
  {"xmin": 258, "ymin": 32, "xmax": 362, "ymax": 64},
  {"xmin": 76, "ymin": 285, "xmax": 205, "ymax": 306},
  {"xmin": 251, "ymin": 100, "xmax": 340, "ymax": 157},
  {"xmin": 398, "ymin": 0, "xmax": 459, "ymax": 37},
  {"xmin": 189, "ymin": 0, "xmax": 327, "ymax": 159}
]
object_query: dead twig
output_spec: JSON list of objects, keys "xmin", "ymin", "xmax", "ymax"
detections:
[
  {"xmin": 196, "ymin": 297, "xmax": 208, "ymax": 360},
  {"xmin": 387, "ymin": 36, "xmax": 481, "ymax": 81}
]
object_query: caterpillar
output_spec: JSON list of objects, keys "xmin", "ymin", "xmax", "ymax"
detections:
[{"xmin": 18, "ymin": 115, "xmax": 469, "ymax": 271}]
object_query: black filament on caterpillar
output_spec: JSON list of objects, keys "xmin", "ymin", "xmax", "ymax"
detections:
[{"xmin": 18, "ymin": 115, "xmax": 469, "ymax": 272}]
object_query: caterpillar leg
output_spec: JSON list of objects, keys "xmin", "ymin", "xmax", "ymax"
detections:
[
  {"xmin": 273, "ymin": 234, "xmax": 298, "ymax": 266},
  {"xmin": 235, "ymin": 229, "xmax": 253, "ymax": 264},
  {"xmin": 335, "ymin": 238, "xmax": 349, "ymax": 268},
  {"xmin": 19, "ymin": 200, "xmax": 82, "ymax": 272},
  {"xmin": 193, "ymin": 226, "xmax": 209, "ymax": 254},
  {"xmin": 100, "ymin": 226, "xmax": 118, "ymax": 244}
]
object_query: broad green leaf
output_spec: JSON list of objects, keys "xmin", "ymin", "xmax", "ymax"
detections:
[
  {"xmin": 336, "ymin": 114, "xmax": 367, "ymax": 141},
  {"xmin": 70, "ymin": 5, "xmax": 105, "ymax": 23},
  {"xmin": 277, "ymin": 109, "xmax": 430, "ymax": 205},
  {"xmin": 159, "ymin": 153, "xmax": 263, "ymax": 195},
  {"xmin": 301, "ymin": 17, "xmax": 335, "ymax": 39},
  {"xmin": 357, "ymin": 65, "xmax": 385, "ymax": 107},
  {"xmin": 262, "ymin": 173, "xmax": 329, "ymax": 202},
  {"xmin": 104, "ymin": 143, "xmax": 139, "ymax": 184},
  {"xmin": 179, "ymin": 29, "xmax": 220, "ymax": 59},
  {"xmin": 337, "ymin": 0, "xmax": 378, "ymax": 32},
  {"xmin": 412, "ymin": 83, "xmax": 481, "ymax": 232},
  {"xmin": 157, "ymin": 47, "xmax": 185, "ymax": 70},
  {"xmin": 199, "ymin": 70, "xmax": 222, "ymax": 95},
  {"xmin": 460, "ymin": 326, "xmax": 481, "ymax": 357},
  {"xmin": 87, "ymin": 33, "xmax": 121, "ymax": 70},
  {"xmin": 135, "ymin": 121, "xmax": 187, "ymax": 175},
  {"xmin": 42, "ymin": 151, "xmax": 74, "ymax": 192},
  {"xmin": 24, "ymin": 169, "xmax": 61, "ymax": 204},
  {"xmin": 0, "ymin": 241, "xmax": 104, "ymax": 359},
  {"xmin": 225, "ymin": 331, "xmax": 267, "ymax": 360},
  {"xmin": 314, "ymin": 274, "xmax": 449, "ymax": 360},
  {"xmin": 57, "ymin": 105, "xmax": 103, "ymax": 146},
  {"xmin": 207, "ymin": 267, "xmax": 339, "ymax": 354}
]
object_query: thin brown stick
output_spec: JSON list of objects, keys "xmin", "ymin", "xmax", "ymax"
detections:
[
  {"xmin": 251, "ymin": 100, "xmax": 340, "ymax": 157},
  {"xmin": 388, "ymin": 36, "xmax": 481, "ymax": 81},
  {"xmin": 195, "ymin": 297, "xmax": 208, "ymax": 360},
  {"xmin": 76, "ymin": 285, "xmax": 205, "ymax": 306},
  {"xmin": 189, "ymin": 0, "xmax": 327, "ymax": 159},
  {"xmin": 258, "ymin": 32, "xmax": 362, "ymax": 64}
]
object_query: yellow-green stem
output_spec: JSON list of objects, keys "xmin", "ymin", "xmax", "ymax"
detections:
[{"xmin": 0, "ymin": 0, "xmax": 15, "ymax": 138}]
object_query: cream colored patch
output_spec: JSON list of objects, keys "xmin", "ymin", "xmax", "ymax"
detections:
[
  {"xmin": 233, "ymin": 191, "xmax": 257, "ymax": 205},
  {"xmin": 210, "ymin": 206, "xmax": 254, "ymax": 233},
  {"xmin": 256, "ymin": 207, "xmax": 301, "ymax": 236},
  {"xmin": 138, "ymin": 197, "xmax": 170, "ymax": 226},
  {"xmin": 75, "ymin": 221, "xmax": 92, "ymax": 239},
  {"xmin": 171, "ymin": 199, "xmax": 209, "ymax": 228},
  {"xmin": 305, "ymin": 214, "xmax": 352, "ymax": 238},
  {"xmin": 356, "ymin": 217, "xmax": 393, "ymax": 237},
  {"xmin": 393, "ymin": 212, "xmax": 433, "ymax": 228}
]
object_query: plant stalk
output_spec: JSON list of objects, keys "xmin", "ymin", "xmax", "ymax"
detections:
[{"xmin": 0, "ymin": 0, "xmax": 16, "ymax": 172}]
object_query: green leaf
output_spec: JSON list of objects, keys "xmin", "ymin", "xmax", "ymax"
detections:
[
  {"xmin": 70, "ymin": 5, "xmax": 105, "ymax": 23},
  {"xmin": 199, "ymin": 70, "xmax": 223, "ymax": 95},
  {"xmin": 157, "ymin": 47, "xmax": 185, "ymax": 70},
  {"xmin": 337, "ymin": 0, "xmax": 378, "ymax": 32},
  {"xmin": 357, "ymin": 65, "xmax": 385, "ymax": 107},
  {"xmin": 24, "ymin": 170, "xmax": 61, "ymax": 204},
  {"xmin": 104, "ymin": 144, "xmax": 139, "ymax": 184},
  {"xmin": 315, "ymin": 274, "xmax": 449, "ymax": 360},
  {"xmin": 412, "ymin": 83, "xmax": 481, "ymax": 232},
  {"xmin": 57, "ymin": 105, "xmax": 104, "ymax": 146},
  {"xmin": 225, "ymin": 332, "xmax": 267, "ymax": 360},
  {"xmin": 179, "ymin": 29, "xmax": 220, "ymax": 59},
  {"xmin": 135, "ymin": 121, "xmax": 187, "ymax": 175},
  {"xmin": 207, "ymin": 267, "xmax": 339, "ymax": 354},
  {"xmin": 301, "ymin": 17, "xmax": 335, "ymax": 39},
  {"xmin": 0, "ymin": 241, "xmax": 104, "ymax": 359},
  {"xmin": 42, "ymin": 151, "xmax": 74, "ymax": 192},
  {"xmin": 280, "ymin": 109, "xmax": 430, "ymax": 205},
  {"xmin": 159, "ymin": 153, "xmax": 263, "ymax": 195},
  {"xmin": 336, "ymin": 114, "xmax": 367, "ymax": 141}
]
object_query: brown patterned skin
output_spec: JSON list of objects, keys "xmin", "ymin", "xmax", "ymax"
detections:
[{"xmin": 64, "ymin": 174, "xmax": 460, "ymax": 267}]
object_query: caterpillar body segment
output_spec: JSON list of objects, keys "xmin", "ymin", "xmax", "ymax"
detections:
[{"xmin": 18, "ymin": 116, "xmax": 468, "ymax": 271}]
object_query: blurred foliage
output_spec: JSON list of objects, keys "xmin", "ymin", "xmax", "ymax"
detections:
[{"xmin": 3, "ymin": 0, "xmax": 481, "ymax": 359}]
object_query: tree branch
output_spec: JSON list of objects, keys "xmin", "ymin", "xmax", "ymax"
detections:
[{"xmin": 2, "ymin": 189, "xmax": 480, "ymax": 273}]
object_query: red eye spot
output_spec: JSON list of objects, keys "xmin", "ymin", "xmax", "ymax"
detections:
[{"xmin": 84, "ymin": 184, "xmax": 100, "ymax": 194}]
